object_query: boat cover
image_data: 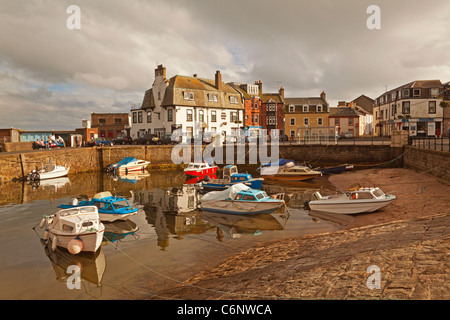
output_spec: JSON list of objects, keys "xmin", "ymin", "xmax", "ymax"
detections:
[
  {"xmin": 260, "ymin": 158, "xmax": 296, "ymax": 167},
  {"xmin": 201, "ymin": 183, "xmax": 250, "ymax": 201},
  {"xmin": 116, "ymin": 157, "xmax": 137, "ymax": 165}
]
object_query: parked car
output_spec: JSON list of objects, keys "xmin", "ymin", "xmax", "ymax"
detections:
[
  {"xmin": 87, "ymin": 137, "xmax": 114, "ymax": 147},
  {"xmin": 113, "ymin": 135, "xmax": 133, "ymax": 145},
  {"xmin": 158, "ymin": 133, "xmax": 177, "ymax": 145},
  {"xmin": 134, "ymin": 133, "xmax": 159, "ymax": 145}
]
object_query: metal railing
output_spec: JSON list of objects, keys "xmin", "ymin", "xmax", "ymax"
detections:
[{"xmin": 408, "ymin": 137, "xmax": 450, "ymax": 152}]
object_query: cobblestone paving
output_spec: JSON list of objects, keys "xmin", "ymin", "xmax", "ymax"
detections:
[{"xmin": 157, "ymin": 213, "xmax": 450, "ymax": 300}]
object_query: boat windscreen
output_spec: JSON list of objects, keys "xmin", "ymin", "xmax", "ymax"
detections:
[
  {"xmin": 117, "ymin": 157, "xmax": 137, "ymax": 165},
  {"xmin": 372, "ymin": 189, "xmax": 385, "ymax": 198},
  {"xmin": 112, "ymin": 200, "xmax": 130, "ymax": 209}
]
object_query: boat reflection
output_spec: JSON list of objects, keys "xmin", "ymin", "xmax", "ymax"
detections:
[
  {"xmin": 102, "ymin": 219, "xmax": 140, "ymax": 246},
  {"xmin": 27, "ymin": 177, "xmax": 71, "ymax": 190},
  {"xmin": 107, "ymin": 171, "xmax": 151, "ymax": 184},
  {"xmin": 134, "ymin": 185, "xmax": 215, "ymax": 250},
  {"xmin": 184, "ymin": 174, "xmax": 217, "ymax": 185},
  {"xmin": 201, "ymin": 211, "xmax": 287, "ymax": 239},
  {"xmin": 307, "ymin": 210, "xmax": 354, "ymax": 228},
  {"xmin": 39, "ymin": 239, "xmax": 106, "ymax": 297}
]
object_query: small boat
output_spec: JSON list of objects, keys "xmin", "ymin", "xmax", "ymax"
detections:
[
  {"xmin": 107, "ymin": 157, "xmax": 150, "ymax": 174},
  {"xmin": 40, "ymin": 206, "xmax": 105, "ymax": 254},
  {"xmin": 345, "ymin": 164, "xmax": 354, "ymax": 171},
  {"xmin": 314, "ymin": 164, "xmax": 347, "ymax": 175},
  {"xmin": 58, "ymin": 191, "xmax": 138, "ymax": 222},
  {"xmin": 27, "ymin": 161, "xmax": 70, "ymax": 180},
  {"xmin": 200, "ymin": 183, "xmax": 285, "ymax": 215},
  {"xmin": 184, "ymin": 162, "xmax": 218, "ymax": 176},
  {"xmin": 260, "ymin": 159, "xmax": 321, "ymax": 181},
  {"xmin": 306, "ymin": 187, "xmax": 396, "ymax": 215},
  {"xmin": 201, "ymin": 165, "xmax": 264, "ymax": 190}
]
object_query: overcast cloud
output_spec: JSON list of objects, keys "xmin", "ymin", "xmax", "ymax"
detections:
[{"xmin": 1, "ymin": 0, "xmax": 450, "ymax": 130}]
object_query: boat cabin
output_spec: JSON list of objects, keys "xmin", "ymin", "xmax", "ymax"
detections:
[
  {"xmin": 234, "ymin": 189, "xmax": 270, "ymax": 202},
  {"xmin": 346, "ymin": 187, "xmax": 386, "ymax": 200},
  {"xmin": 230, "ymin": 173, "xmax": 253, "ymax": 183},
  {"xmin": 223, "ymin": 165, "xmax": 238, "ymax": 179},
  {"xmin": 187, "ymin": 163, "xmax": 211, "ymax": 170},
  {"xmin": 53, "ymin": 206, "xmax": 100, "ymax": 234}
]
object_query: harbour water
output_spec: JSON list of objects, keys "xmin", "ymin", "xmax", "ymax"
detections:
[{"xmin": 0, "ymin": 169, "xmax": 349, "ymax": 299}]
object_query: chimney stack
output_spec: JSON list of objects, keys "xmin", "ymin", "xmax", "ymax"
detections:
[
  {"xmin": 279, "ymin": 86, "xmax": 285, "ymax": 99},
  {"xmin": 155, "ymin": 64, "xmax": 166, "ymax": 78},
  {"xmin": 215, "ymin": 70, "xmax": 222, "ymax": 91},
  {"xmin": 320, "ymin": 90, "xmax": 326, "ymax": 100},
  {"xmin": 254, "ymin": 80, "xmax": 262, "ymax": 94}
]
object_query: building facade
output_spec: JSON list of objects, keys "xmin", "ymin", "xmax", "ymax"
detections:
[
  {"xmin": 347, "ymin": 95, "xmax": 374, "ymax": 136},
  {"xmin": 373, "ymin": 80, "xmax": 445, "ymax": 137},
  {"xmin": 91, "ymin": 113, "xmax": 131, "ymax": 139},
  {"xmin": 131, "ymin": 65, "xmax": 244, "ymax": 141},
  {"xmin": 284, "ymin": 91, "xmax": 329, "ymax": 140},
  {"xmin": 328, "ymin": 106, "xmax": 360, "ymax": 137}
]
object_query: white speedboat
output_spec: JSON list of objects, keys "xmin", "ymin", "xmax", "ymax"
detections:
[
  {"xmin": 306, "ymin": 187, "xmax": 396, "ymax": 215},
  {"xmin": 200, "ymin": 183, "xmax": 285, "ymax": 215},
  {"xmin": 27, "ymin": 162, "xmax": 70, "ymax": 180},
  {"xmin": 40, "ymin": 206, "xmax": 105, "ymax": 254},
  {"xmin": 107, "ymin": 157, "xmax": 150, "ymax": 174}
]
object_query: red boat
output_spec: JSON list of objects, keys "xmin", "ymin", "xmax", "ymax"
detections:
[{"xmin": 184, "ymin": 162, "xmax": 218, "ymax": 176}]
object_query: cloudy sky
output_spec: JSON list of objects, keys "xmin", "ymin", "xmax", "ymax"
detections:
[{"xmin": 1, "ymin": 0, "xmax": 450, "ymax": 130}]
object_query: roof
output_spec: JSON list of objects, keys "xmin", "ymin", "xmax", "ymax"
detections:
[
  {"xmin": 329, "ymin": 107, "xmax": 360, "ymax": 117},
  {"xmin": 376, "ymin": 80, "xmax": 443, "ymax": 100},
  {"xmin": 284, "ymin": 97, "xmax": 327, "ymax": 106},
  {"xmin": 351, "ymin": 95, "xmax": 375, "ymax": 113}
]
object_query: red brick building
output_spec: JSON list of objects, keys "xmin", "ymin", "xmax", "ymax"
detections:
[
  {"xmin": 258, "ymin": 81, "xmax": 285, "ymax": 137},
  {"xmin": 91, "ymin": 113, "xmax": 130, "ymax": 139}
]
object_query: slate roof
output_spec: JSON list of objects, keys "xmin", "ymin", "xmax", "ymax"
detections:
[{"xmin": 329, "ymin": 107, "xmax": 360, "ymax": 117}]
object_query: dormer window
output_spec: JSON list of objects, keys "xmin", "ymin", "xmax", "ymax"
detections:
[
  {"xmin": 230, "ymin": 96, "xmax": 239, "ymax": 104},
  {"xmin": 303, "ymin": 105, "xmax": 309, "ymax": 112},
  {"xmin": 413, "ymin": 89, "xmax": 421, "ymax": 97},
  {"xmin": 183, "ymin": 91, "xmax": 194, "ymax": 101},
  {"xmin": 317, "ymin": 105, "xmax": 322, "ymax": 113},
  {"xmin": 289, "ymin": 105, "xmax": 295, "ymax": 113}
]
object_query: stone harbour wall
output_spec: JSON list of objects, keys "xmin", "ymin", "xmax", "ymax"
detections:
[{"xmin": 403, "ymin": 146, "xmax": 450, "ymax": 184}]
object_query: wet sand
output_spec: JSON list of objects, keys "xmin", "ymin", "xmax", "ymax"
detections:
[{"xmin": 151, "ymin": 168, "xmax": 450, "ymax": 300}]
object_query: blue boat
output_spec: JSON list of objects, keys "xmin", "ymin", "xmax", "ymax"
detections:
[
  {"xmin": 200, "ymin": 183, "xmax": 285, "ymax": 215},
  {"xmin": 58, "ymin": 191, "xmax": 138, "ymax": 222},
  {"xmin": 201, "ymin": 165, "xmax": 264, "ymax": 191}
]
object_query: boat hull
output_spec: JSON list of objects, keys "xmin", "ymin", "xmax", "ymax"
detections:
[
  {"xmin": 30, "ymin": 167, "xmax": 70, "ymax": 180},
  {"xmin": 200, "ymin": 200, "xmax": 283, "ymax": 215},
  {"xmin": 48, "ymin": 229, "xmax": 104, "ymax": 253},
  {"xmin": 308, "ymin": 197, "xmax": 396, "ymax": 214},
  {"xmin": 262, "ymin": 173, "xmax": 321, "ymax": 181},
  {"xmin": 202, "ymin": 179, "xmax": 263, "ymax": 190},
  {"xmin": 185, "ymin": 166, "xmax": 218, "ymax": 176}
]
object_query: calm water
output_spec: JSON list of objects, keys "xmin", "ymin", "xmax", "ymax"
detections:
[{"xmin": 0, "ymin": 168, "xmax": 350, "ymax": 300}]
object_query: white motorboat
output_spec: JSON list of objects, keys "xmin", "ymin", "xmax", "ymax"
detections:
[
  {"xmin": 40, "ymin": 206, "xmax": 105, "ymax": 254},
  {"xmin": 260, "ymin": 162, "xmax": 322, "ymax": 181},
  {"xmin": 27, "ymin": 161, "xmax": 70, "ymax": 180},
  {"xmin": 306, "ymin": 187, "xmax": 396, "ymax": 215},
  {"xmin": 200, "ymin": 183, "xmax": 285, "ymax": 215},
  {"xmin": 107, "ymin": 157, "xmax": 150, "ymax": 174}
]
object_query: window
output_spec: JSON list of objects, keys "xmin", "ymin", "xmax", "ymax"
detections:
[
  {"xmin": 392, "ymin": 104, "xmax": 397, "ymax": 116},
  {"xmin": 186, "ymin": 109, "xmax": 193, "ymax": 121},
  {"xmin": 348, "ymin": 118, "xmax": 353, "ymax": 126},
  {"xmin": 138, "ymin": 112, "xmax": 142, "ymax": 123},
  {"xmin": 335, "ymin": 118, "xmax": 340, "ymax": 126},
  {"xmin": 289, "ymin": 105, "xmax": 295, "ymax": 113},
  {"xmin": 208, "ymin": 93, "xmax": 218, "ymax": 102},
  {"xmin": 230, "ymin": 112, "xmax": 238, "ymax": 123},
  {"xmin": 403, "ymin": 89, "xmax": 410, "ymax": 97},
  {"xmin": 198, "ymin": 110, "xmax": 204, "ymax": 122},
  {"xmin": 413, "ymin": 89, "xmax": 421, "ymax": 97},
  {"xmin": 114, "ymin": 118, "xmax": 122, "ymax": 123},
  {"xmin": 98, "ymin": 118, "xmax": 106, "ymax": 125},
  {"xmin": 380, "ymin": 96, "xmax": 384, "ymax": 104},
  {"xmin": 303, "ymin": 105, "xmax": 309, "ymax": 112},
  {"xmin": 167, "ymin": 109, "xmax": 173, "ymax": 122},
  {"xmin": 428, "ymin": 101, "xmax": 436, "ymax": 114},
  {"xmin": 304, "ymin": 118, "xmax": 309, "ymax": 126},
  {"xmin": 230, "ymin": 96, "xmax": 239, "ymax": 104},
  {"xmin": 402, "ymin": 101, "xmax": 410, "ymax": 114},
  {"xmin": 430, "ymin": 88, "xmax": 439, "ymax": 97},
  {"xmin": 183, "ymin": 92, "xmax": 194, "ymax": 100},
  {"xmin": 147, "ymin": 111, "xmax": 152, "ymax": 123},
  {"xmin": 290, "ymin": 118, "xmax": 295, "ymax": 126},
  {"xmin": 318, "ymin": 117, "xmax": 323, "ymax": 126},
  {"xmin": 251, "ymin": 115, "xmax": 254, "ymax": 124},
  {"xmin": 211, "ymin": 110, "xmax": 217, "ymax": 122},
  {"xmin": 317, "ymin": 105, "xmax": 322, "ymax": 113},
  {"xmin": 221, "ymin": 112, "xmax": 226, "ymax": 120},
  {"xmin": 268, "ymin": 103, "xmax": 276, "ymax": 111},
  {"xmin": 255, "ymin": 115, "xmax": 258, "ymax": 124},
  {"xmin": 391, "ymin": 92, "xmax": 397, "ymax": 100},
  {"xmin": 132, "ymin": 112, "xmax": 137, "ymax": 123},
  {"xmin": 290, "ymin": 130, "xmax": 295, "ymax": 137}
]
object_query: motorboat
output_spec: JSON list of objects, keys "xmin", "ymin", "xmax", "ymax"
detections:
[
  {"xmin": 200, "ymin": 183, "xmax": 285, "ymax": 215},
  {"xmin": 58, "ymin": 191, "xmax": 138, "ymax": 222},
  {"xmin": 184, "ymin": 162, "xmax": 218, "ymax": 176},
  {"xmin": 306, "ymin": 187, "xmax": 396, "ymax": 214},
  {"xmin": 201, "ymin": 165, "xmax": 264, "ymax": 190},
  {"xmin": 27, "ymin": 161, "xmax": 70, "ymax": 180},
  {"xmin": 260, "ymin": 159, "xmax": 321, "ymax": 181},
  {"xmin": 107, "ymin": 157, "xmax": 150, "ymax": 174},
  {"xmin": 314, "ymin": 164, "xmax": 347, "ymax": 175},
  {"xmin": 40, "ymin": 206, "xmax": 105, "ymax": 254}
]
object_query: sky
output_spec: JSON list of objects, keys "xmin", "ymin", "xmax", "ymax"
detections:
[{"xmin": 1, "ymin": 0, "xmax": 450, "ymax": 130}]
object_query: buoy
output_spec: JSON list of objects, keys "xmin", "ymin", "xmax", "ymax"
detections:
[
  {"xmin": 39, "ymin": 218, "xmax": 46, "ymax": 228},
  {"xmin": 43, "ymin": 231, "xmax": 49, "ymax": 240},
  {"xmin": 68, "ymin": 238, "xmax": 83, "ymax": 255},
  {"xmin": 51, "ymin": 237, "xmax": 58, "ymax": 251}
]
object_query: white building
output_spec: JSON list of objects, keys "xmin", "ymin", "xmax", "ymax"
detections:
[
  {"xmin": 373, "ymin": 80, "xmax": 444, "ymax": 137},
  {"xmin": 131, "ymin": 65, "xmax": 244, "ymax": 141}
]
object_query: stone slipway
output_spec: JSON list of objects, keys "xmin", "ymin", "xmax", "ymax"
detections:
[{"xmin": 155, "ymin": 213, "xmax": 450, "ymax": 300}]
